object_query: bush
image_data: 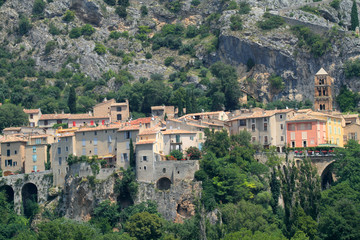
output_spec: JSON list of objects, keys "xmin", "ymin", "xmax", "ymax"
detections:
[
  {"xmin": 63, "ymin": 10, "xmax": 75, "ymax": 22},
  {"xmin": 116, "ymin": 6, "xmax": 127, "ymax": 18},
  {"xmin": 32, "ymin": 0, "xmax": 46, "ymax": 15},
  {"xmin": 227, "ymin": 1, "xmax": 237, "ymax": 10},
  {"xmin": 45, "ymin": 40, "xmax": 57, "ymax": 55},
  {"xmin": 69, "ymin": 27, "xmax": 82, "ymax": 38},
  {"xmin": 104, "ymin": 0, "xmax": 116, "ymax": 6},
  {"xmin": 122, "ymin": 55, "xmax": 132, "ymax": 64},
  {"xmin": 81, "ymin": 24, "xmax": 95, "ymax": 36},
  {"xmin": 145, "ymin": 52, "xmax": 152, "ymax": 59},
  {"xmin": 269, "ymin": 74, "xmax": 284, "ymax": 94},
  {"xmin": 344, "ymin": 58, "xmax": 360, "ymax": 78},
  {"xmin": 238, "ymin": 1, "xmax": 251, "ymax": 14},
  {"xmin": 230, "ymin": 14, "xmax": 243, "ymax": 31},
  {"xmin": 18, "ymin": 17, "xmax": 32, "ymax": 35},
  {"xmin": 164, "ymin": 56, "xmax": 175, "ymax": 66},
  {"xmin": 185, "ymin": 25, "xmax": 198, "ymax": 38},
  {"xmin": 257, "ymin": 12, "xmax": 284, "ymax": 30},
  {"xmin": 49, "ymin": 22, "xmax": 61, "ymax": 35},
  {"xmin": 166, "ymin": 0, "xmax": 182, "ymax": 13},
  {"xmin": 300, "ymin": 5, "xmax": 320, "ymax": 15},
  {"xmin": 0, "ymin": 0, "xmax": 5, "ymax": 7},
  {"xmin": 94, "ymin": 43, "xmax": 106, "ymax": 55},
  {"xmin": 109, "ymin": 31, "xmax": 121, "ymax": 39},
  {"xmin": 170, "ymin": 150, "xmax": 183, "ymax": 160},
  {"xmin": 186, "ymin": 146, "xmax": 201, "ymax": 160},
  {"xmin": 140, "ymin": 5, "xmax": 148, "ymax": 16},
  {"xmin": 191, "ymin": 0, "xmax": 201, "ymax": 6},
  {"xmin": 118, "ymin": 0, "xmax": 130, "ymax": 7},
  {"xmin": 330, "ymin": 0, "xmax": 340, "ymax": 10}
]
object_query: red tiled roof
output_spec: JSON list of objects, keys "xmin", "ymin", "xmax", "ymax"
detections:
[
  {"xmin": 287, "ymin": 114, "xmax": 326, "ymax": 122},
  {"xmin": 24, "ymin": 109, "xmax": 40, "ymax": 114},
  {"xmin": 69, "ymin": 114, "xmax": 109, "ymax": 120},
  {"xmin": 136, "ymin": 140, "xmax": 156, "ymax": 145},
  {"xmin": 118, "ymin": 125, "xmax": 141, "ymax": 131},
  {"xmin": 30, "ymin": 134, "xmax": 49, "ymax": 139},
  {"xmin": 138, "ymin": 128, "xmax": 159, "ymax": 135},
  {"xmin": 3, "ymin": 127, "xmax": 21, "ymax": 131},
  {"xmin": 40, "ymin": 114, "xmax": 71, "ymax": 120},
  {"xmin": 76, "ymin": 125, "xmax": 120, "ymax": 132},
  {"xmin": 130, "ymin": 117, "xmax": 153, "ymax": 125},
  {"xmin": 162, "ymin": 129, "xmax": 196, "ymax": 135}
]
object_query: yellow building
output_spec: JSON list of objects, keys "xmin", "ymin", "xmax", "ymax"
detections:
[{"xmin": 310, "ymin": 111, "xmax": 344, "ymax": 147}]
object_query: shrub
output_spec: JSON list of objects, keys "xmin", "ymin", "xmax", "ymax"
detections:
[
  {"xmin": 238, "ymin": 2, "xmax": 251, "ymax": 14},
  {"xmin": 94, "ymin": 43, "xmax": 106, "ymax": 55},
  {"xmin": 164, "ymin": 56, "xmax": 175, "ymax": 66},
  {"xmin": 227, "ymin": 1, "xmax": 237, "ymax": 10},
  {"xmin": 230, "ymin": 14, "xmax": 243, "ymax": 31},
  {"xmin": 118, "ymin": 0, "xmax": 130, "ymax": 7},
  {"xmin": 269, "ymin": 74, "xmax": 284, "ymax": 94},
  {"xmin": 0, "ymin": 0, "xmax": 5, "ymax": 7},
  {"xmin": 18, "ymin": 17, "xmax": 32, "ymax": 35},
  {"xmin": 330, "ymin": 0, "xmax": 340, "ymax": 10},
  {"xmin": 185, "ymin": 25, "xmax": 198, "ymax": 38},
  {"xmin": 191, "ymin": 0, "xmax": 200, "ymax": 6},
  {"xmin": 69, "ymin": 27, "xmax": 81, "ymax": 38},
  {"xmin": 166, "ymin": 0, "xmax": 182, "ymax": 13},
  {"xmin": 150, "ymin": 73, "xmax": 164, "ymax": 81},
  {"xmin": 81, "ymin": 24, "xmax": 95, "ymax": 36},
  {"xmin": 145, "ymin": 52, "xmax": 152, "ymax": 59},
  {"xmin": 49, "ymin": 22, "xmax": 61, "ymax": 35},
  {"xmin": 299, "ymin": 5, "xmax": 320, "ymax": 15},
  {"xmin": 109, "ymin": 31, "xmax": 121, "ymax": 39},
  {"xmin": 104, "ymin": 0, "xmax": 116, "ymax": 6},
  {"xmin": 45, "ymin": 40, "xmax": 57, "ymax": 55},
  {"xmin": 170, "ymin": 149, "xmax": 183, "ymax": 160},
  {"xmin": 63, "ymin": 10, "xmax": 75, "ymax": 22},
  {"xmin": 116, "ymin": 6, "xmax": 127, "ymax": 18},
  {"xmin": 140, "ymin": 5, "xmax": 148, "ymax": 16},
  {"xmin": 32, "ymin": 0, "xmax": 46, "ymax": 15},
  {"xmin": 257, "ymin": 12, "xmax": 284, "ymax": 30},
  {"xmin": 344, "ymin": 58, "xmax": 360, "ymax": 78},
  {"xmin": 122, "ymin": 55, "xmax": 132, "ymax": 64},
  {"xmin": 179, "ymin": 43, "xmax": 195, "ymax": 55},
  {"xmin": 186, "ymin": 146, "xmax": 201, "ymax": 160}
]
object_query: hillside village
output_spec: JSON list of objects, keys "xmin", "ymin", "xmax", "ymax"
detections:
[{"xmin": 0, "ymin": 68, "xmax": 359, "ymax": 187}]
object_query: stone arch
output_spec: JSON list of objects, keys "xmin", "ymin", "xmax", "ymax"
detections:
[
  {"xmin": 0, "ymin": 185, "xmax": 14, "ymax": 204},
  {"xmin": 321, "ymin": 162, "xmax": 335, "ymax": 190},
  {"xmin": 21, "ymin": 183, "xmax": 38, "ymax": 218},
  {"xmin": 156, "ymin": 177, "xmax": 172, "ymax": 190}
]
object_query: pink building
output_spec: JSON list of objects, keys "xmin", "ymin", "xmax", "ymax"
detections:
[{"xmin": 286, "ymin": 114, "xmax": 327, "ymax": 148}]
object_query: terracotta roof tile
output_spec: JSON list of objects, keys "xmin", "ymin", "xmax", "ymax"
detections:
[
  {"xmin": 287, "ymin": 114, "xmax": 326, "ymax": 122},
  {"xmin": 77, "ymin": 125, "xmax": 120, "ymax": 132},
  {"xmin": 118, "ymin": 125, "xmax": 141, "ymax": 131},
  {"xmin": 40, "ymin": 114, "xmax": 71, "ymax": 120},
  {"xmin": 138, "ymin": 128, "xmax": 160, "ymax": 135},
  {"xmin": 24, "ymin": 109, "xmax": 40, "ymax": 114},
  {"xmin": 3, "ymin": 127, "xmax": 22, "ymax": 131},
  {"xmin": 162, "ymin": 129, "xmax": 196, "ymax": 135},
  {"xmin": 130, "ymin": 117, "xmax": 153, "ymax": 125},
  {"xmin": 136, "ymin": 140, "xmax": 156, "ymax": 145},
  {"xmin": 69, "ymin": 114, "xmax": 109, "ymax": 120}
]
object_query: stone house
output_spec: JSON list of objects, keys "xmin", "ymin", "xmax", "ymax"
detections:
[
  {"xmin": 68, "ymin": 113, "xmax": 110, "ymax": 128},
  {"xmin": 24, "ymin": 135, "xmax": 53, "ymax": 174},
  {"xmin": 23, "ymin": 109, "xmax": 42, "ymax": 127},
  {"xmin": 151, "ymin": 105, "xmax": 177, "ymax": 119},
  {"xmin": 117, "ymin": 125, "xmax": 140, "ymax": 169},
  {"xmin": 343, "ymin": 123, "xmax": 360, "ymax": 144},
  {"xmin": 38, "ymin": 113, "xmax": 71, "ymax": 128},
  {"xmin": 343, "ymin": 114, "xmax": 360, "ymax": 126},
  {"xmin": 93, "ymin": 98, "xmax": 130, "ymax": 123},
  {"xmin": 179, "ymin": 111, "xmax": 229, "ymax": 121},
  {"xmin": 0, "ymin": 136, "xmax": 27, "ymax": 176},
  {"xmin": 162, "ymin": 129, "xmax": 198, "ymax": 156}
]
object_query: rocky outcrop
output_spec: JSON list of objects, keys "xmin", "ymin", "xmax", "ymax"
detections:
[
  {"xmin": 136, "ymin": 180, "xmax": 201, "ymax": 222},
  {"xmin": 70, "ymin": 0, "xmax": 103, "ymax": 26}
]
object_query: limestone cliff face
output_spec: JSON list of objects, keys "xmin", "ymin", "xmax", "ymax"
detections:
[{"xmin": 136, "ymin": 180, "xmax": 201, "ymax": 222}]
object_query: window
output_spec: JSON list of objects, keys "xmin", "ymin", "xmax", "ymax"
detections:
[
  {"xmin": 82, "ymin": 139, "xmax": 86, "ymax": 147},
  {"xmin": 142, "ymin": 156, "xmax": 147, "ymax": 161},
  {"xmin": 57, "ymin": 147, "xmax": 61, "ymax": 154},
  {"xmin": 303, "ymin": 141, "xmax": 307, "ymax": 147},
  {"xmin": 14, "ymin": 150, "xmax": 17, "ymax": 155},
  {"xmin": 117, "ymin": 106, "xmax": 122, "ymax": 111},
  {"xmin": 13, "ymin": 161, "xmax": 17, "ymax": 166},
  {"xmin": 44, "ymin": 120, "xmax": 48, "ymax": 126},
  {"xmin": 94, "ymin": 138, "xmax": 97, "ymax": 145},
  {"xmin": 264, "ymin": 118, "xmax": 267, "ymax": 122},
  {"xmin": 280, "ymin": 124, "xmax": 283, "ymax": 130},
  {"xmin": 30, "ymin": 114, "xmax": 33, "ymax": 119},
  {"xmin": 126, "ymin": 142, "xmax": 130, "ymax": 150},
  {"xmin": 176, "ymin": 135, "xmax": 180, "ymax": 143},
  {"xmin": 144, "ymin": 166, "xmax": 147, "ymax": 170},
  {"xmin": 338, "ymin": 127, "xmax": 341, "ymax": 135},
  {"xmin": 117, "ymin": 114, "xmax": 122, "ymax": 121},
  {"xmin": 279, "ymin": 114, "xmax": 283, "ymax": 119},
  {"xmin": 65, "ymin": 137, "xmax": 68, "ymax": 142},
  {"xmin": 334, "ymin": 126, "xmax": 337, "ymax": 135},
  {"xmin": 288, "ymin": 124, "xmax": 295, "ymax": 131},
  {"xmin": 290, "ymin": 132, "xmax": 295, "ymax": 140},
  {"xmin": 57, "ymin": 120, "xmax": 62, "ymax": 124},
  {"xmin": 264, "ymin": 123, "xmax": 268, "ymax": 131},
  {"xmin": 65, "ymin": 146, "xmax": 69, "ymax": 152},
  {"xmin": 94, "ymin": 131, "xmax": 97, "ymax": 136},
  {"xmin": 252, "ymin": 137, "xmax": 256, "ymax": 142},
  {"xmin": 83, "ymin": 132, "xmax": 85, "ymax": 136},
  {"xmin": 108, "ymin": 145, "xmax": 112, "ymax": 153},
  {"xmin": 35, "ymin": 139, "xmax": 41, "ymax": 144},
  {"xmin": 108, "ymin": 135, "xmax": 112, "ymax": 142},
  {"xmin": 251, "ymin": 119, "xmax": 255, "ymax": 123},
  {"xmin": 123, "ymin": 153, "xmax": 128, "ymax": 162},
  {"xmin": 82, "ymin": 148, "xmax": 86, "ymax": 155},
  {"xmin": 94, "ymin": 147, "xmax": 98, "ymax": 155},
  {"xmin": 252, "ymin": 124, "xmax": 255, "ymax": 132},
  {"xmin": 58, "ymin": 157, "xmax": 62, "ymax": 165},
  {"xmin": 281, "ymin": 136, "xmax": 284, "ymax": 141},
  {"xmin": 239, "ymin": 120, "xmax": 246, "ymax": 126},
  {"xmin": 329, "ymin": 126, "xmax": 332, "ymax": 134},
  {"xmin": 125, "ymin": 131, "xmax": 131, "ymax": 139},
  {"xmin": 32, "ymin": 155, "xmax": 37, "ymax": 162},
  {"xmin": 302, "ymin": 132, "xmax": 307, "ymax": 139},
  {"xmin": 190, "ymin": 136, "xmax": 194, "ymax": 141},
  {"xmin": 264, "ymin": 136, "xmax": 268, "ymax": 144},
  {"xmin": 5, "ymin": 160, "xmax": 12, "ymax": 167},
  {"xmin": 7, "ymin": 149, "xmax": 10, "ymax": 156},
  {"xmin": 199, "ymin": 133, "xmax": 202, "ymax": 140},
  {"xmin": 291, "ymin": 141, "xmax": 295, "ymax": 148},
  {"xmin": 33, "ymin": 166, "xmax": 37, "ymax": 172}
]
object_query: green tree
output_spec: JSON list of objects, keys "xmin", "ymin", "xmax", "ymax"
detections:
[
  {"xmin": 203, "ymin": 129, "xmax": 230, "ymax": 158},
  {"xmin": 129, "ymin": 138, "xmax": 135, "ymax": 168},
  {"xmin": 0, "ymin": 103, "xmax": 28, "ymax": 131},
  {"xmin": 91, "ymin": 200, "xmax": 120, "ymax": 233},
  {"xmin": 186, "ymin": 146, "xmax": 201, "ymax": 160},
  {"xmin": 140, "ymin": 5, "xmax": 148, "ymax": 16},
  {"xmin": 104, "ymin": 0, "xmax": 116, "ymax": 6},
  {"xmin": 94, "ymin": 43, "xmax": 107, "ymax": 55},
  {"xmin": 116, "ymin": 6, "xmax": 127, "ymax": 18},
  {"xmin": 81, "ymin": 24, "xmax": 96, "ymax": 36},
  {"xmin": 69, "ymin": 27, "xmax": 82, "ymax": 38},
  {"xmin": 18, "ymin": 17, "xmax": 32, "ymax": 35},
  {"xmin": 336, "ymin": 85, "xmax": 359, "ymax": 112},
  {"xmin": 125, "ymin": 212, "xmax": 162, "ymax": 240},
  {"xmin": 32, "ymin": 0, "xmax": 46, "ymax": 15},
  {"xmin": 351, "ymin": 0, "xmax": 359, "ymax": 31},
  {"xmin": 63, "ymin": 10, "xmax": 75, "ymax": 22},
  {"xmin": 170, "ymin": 149, "xmax": 183, "ymax": 160},
  {"xmin": 67, "ymin": 86, "xmax": 77, "ymax": 113}
]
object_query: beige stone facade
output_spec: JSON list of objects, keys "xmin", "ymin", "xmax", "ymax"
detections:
[
  {"xmin": 23, "ymin": 109, "xmax": 42, "ymax": 127},
  {"xmin": 343, "ymin": 123, "xmax": 360, "ymax": 144},
  {"xmin": 0, "ymin": 138, "xmax": 26, "ymax": 175},
  {"xmin": 110, "ymin": 100, "xmax": 130, "ymax": 122}
]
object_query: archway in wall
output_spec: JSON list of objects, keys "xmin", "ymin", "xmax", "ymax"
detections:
[
  {"xmin": 156, "ymin": 177, "xmax": 172, "ymax": 190},
  {"xmin": 21, "ymin": 183, "xmax": 38, "ymax": 218},
  {"xmin": 0, "ymin": 185, "xmax": 14, "ymax": 204},
  {"xmin": 321, "ymin": 162, "xmax": 335, "ymax": 190}
]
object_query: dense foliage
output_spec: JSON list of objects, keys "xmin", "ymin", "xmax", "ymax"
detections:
[{"xmin": 257, "ymin": 12, "xmax": 285, "ymax": 30}]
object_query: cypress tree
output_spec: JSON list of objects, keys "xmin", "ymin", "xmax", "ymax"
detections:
[
  {"xmin": 129, "ymin": 138, "xmax": 135, "ymax": 168},
  {"xmin": 68, "ymin": 86, "xmax": 77, "ymax": 113},
  {"xmin": 351, "ymin": 0, "xmax": 359, "ymax": 31}
]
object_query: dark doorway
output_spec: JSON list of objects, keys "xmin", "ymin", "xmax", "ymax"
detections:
[
  {"xmin": 156, "ymin": 177, "xmax": 171, "ymax": 190},
  {"xmin": 321, "ymin": 163, "xmax": 334, "ymax": 190},
  {"xmin": 21, "ymin": 183, "xmax": 38, "ymax": 218},
  {"xmin": 0, "ymin": 185, "xmax": 14, "ymax": 204}
]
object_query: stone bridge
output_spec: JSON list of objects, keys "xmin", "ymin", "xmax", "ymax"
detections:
[
  {"xmin": 255, "ymin": 152, "xmax": 336, "ymax": 189},
  {"xmin": 0, "ymin": 171, "xmax": 53, "ymax": 214}
]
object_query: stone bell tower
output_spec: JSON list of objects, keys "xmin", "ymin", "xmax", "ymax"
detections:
[{"xmin": 314, "ymin": 68, "xmax": 333, "ymax": 111}]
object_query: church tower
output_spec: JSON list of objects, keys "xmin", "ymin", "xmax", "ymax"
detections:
[{"xmin": 314, "ymin": 68, "xmax": 333, "ymax": 111}]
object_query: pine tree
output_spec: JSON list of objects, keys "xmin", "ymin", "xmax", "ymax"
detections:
[
  {"xmin": 68, "ymin": 86, "xmax": 77, "ymax": 113},
  {"xmin": 351, "ymin": 0, "xmax": 359, "ymax": 31},
  {"xmin": 129, "ymin": 138, "xmax": 135, "ymax": 168}
]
